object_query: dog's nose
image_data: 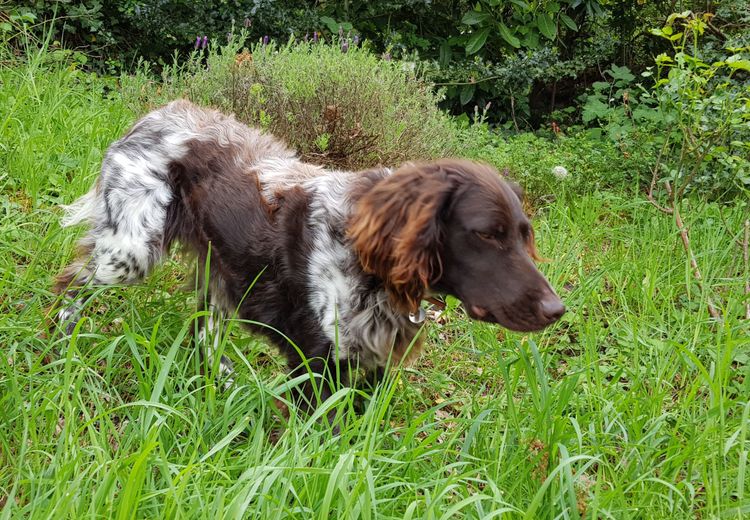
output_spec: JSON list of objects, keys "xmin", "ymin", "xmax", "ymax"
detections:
[{"xmin": 540, "ymin": 295, "xmax": 565, "ymax": 322}]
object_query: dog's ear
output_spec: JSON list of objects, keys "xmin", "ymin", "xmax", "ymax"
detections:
[{"xmin": 348, "ymin": 162, "xmax": 455, "ymax": 313}]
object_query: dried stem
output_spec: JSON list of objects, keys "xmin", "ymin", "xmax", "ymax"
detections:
[
  {"xmin": 664, "ymin": 180, "xmax": 721, "ymax": 321},
  {"xmin": 509, "ymin": 91, "xmax": 520, "ymax": 133}
]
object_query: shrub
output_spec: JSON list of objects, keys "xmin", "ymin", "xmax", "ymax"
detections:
[
  {"xmin": 2, "ymin": 1, "xmax": 321, "ymax": 72},
  {"xmin": 650, "ymin": 11, "xmax": 750, "ymax": 199},
  {"xmin": 566, "ymin": 11, "xmax": 750, "ymax": 199},
  {"xmin": 123, "ymin": 36, "xmax": 457, "ymax": 169}
]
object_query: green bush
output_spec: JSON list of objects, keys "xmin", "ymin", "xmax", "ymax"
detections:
[
  {"xmin": 123, "ymin": 36, "xmax": 457, "ymax": 169},
  {"xmin": 563, "ymin": 11, "xmax": 750, "ymax": 200},
  {"xmin": 650, "ymin": 11, "xmax": 750, "ymax": 199},
  {"xmin": 2, "ymin": 1, "xmax": 320, "ymax": 72}
]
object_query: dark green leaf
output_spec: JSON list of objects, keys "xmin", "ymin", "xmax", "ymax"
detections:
[
  {"xmin": 523, "ymin": 29, "xmax": 540, "ymax": 49},
  {"xmin": 461, "ymin": 11, "xmax": 491, "ymax": 26},
  {"xmin": 537, "ymin": 13, "xmax": 557, "ymax": 40},
  {"xmin": 465, "ymin": 27, "xmax": 491, "ymax": 54},
  {"xmin": 582, "ymin": 97, "xmax": 609, "ymax": 123},
  {"xmin": 439, "ymin": 40, "xmax": 452, "ymax": 67},
  {"xmin": 460, "ymin": 83, "xmax": 476, "ymax": 105},
  {"xmin": 608, "ymin": 65, "xmax": 635, "ymax": 83},
  {"xmin": 509, "ymin": 0, "xmax": 531, "ymax": 10},
  {"xmin": 560, "ymin": 13, "xmax": 578, "ymax": 31},
  {"xmin": 498, "ymin": 23, "xmax": 521, "ymax": 48},
  {"xmin": 319, "ymin": 16, "xmax": 338, "ymax": 33}
]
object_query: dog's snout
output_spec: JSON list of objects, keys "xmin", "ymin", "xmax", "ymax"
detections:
[{"xmin": 540, "ymin": 293, "xmax": 565, "ymax": 322}]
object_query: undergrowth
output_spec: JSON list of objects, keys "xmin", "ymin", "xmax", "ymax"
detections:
[{"xmin": 1, "ymin": 42, "xmax": 749, "ymax": 519}]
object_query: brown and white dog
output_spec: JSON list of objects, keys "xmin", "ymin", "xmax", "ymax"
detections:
[{"xmin": 53, "ymin": 99, "xmax": 564, "ymax": 402}]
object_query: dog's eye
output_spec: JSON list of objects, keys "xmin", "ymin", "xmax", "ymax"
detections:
[{"xmin": 475, "ymin": 229, "xmax": 505, "ymax": 242}]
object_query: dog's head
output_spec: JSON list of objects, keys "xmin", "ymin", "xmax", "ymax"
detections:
[{"xmin": 348, "ymin": 159, "xmax": 564, "ymax": 332}]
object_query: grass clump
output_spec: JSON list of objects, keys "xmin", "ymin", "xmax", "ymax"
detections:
[
  {"xmin": 0, "ymin": 45, "xmax": 133, "ymax": 208},
  {"xmin": 123, "ymin": 36, "xmax": 456, "ymax": 169}
]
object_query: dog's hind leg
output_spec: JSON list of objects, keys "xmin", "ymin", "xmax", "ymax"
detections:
[
  {"xmin": 53, "ymin": 148, "xmax": 173, "ymax": 334},
  {"xmin": 53, "ymin": 231, "xmax": 162, "ymax": 334}
]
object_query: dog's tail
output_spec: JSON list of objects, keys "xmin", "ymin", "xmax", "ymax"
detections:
[{"xmin": 60, "ymin": 187, "xmax": 98, "ymax": 228}]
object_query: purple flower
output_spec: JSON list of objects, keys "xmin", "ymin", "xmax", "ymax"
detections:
[
  {"xmin": 341, "ymin": 39, "xmax": 349, "ymax": 53},
  {"xmin": 201, "ymin": 35, "xmax": 208, "ymax": 49},
  {"xmin": 195, "ymin": 36, "xmax": 201, "ymax": 49},
  {"xmin": 263, "ymin": 35, "xmax": 269, "ymax": 45},
  {"xmin": 313, "ymin": 31, "xmax": 318, "ymax": 43},
  {"xmin": 353, "ymin": 34, "xmax": 360, "ymax": 46},
  {"xmin": 382, "ymin": 52, "xmax": 391, "ymax": 61},
  {"xmin": 243, "ymin": 17, "xmax": 252, "ymax": 28}
]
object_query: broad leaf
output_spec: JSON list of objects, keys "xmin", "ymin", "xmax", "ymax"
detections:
[
  {"xmin": 509, "ymin": 0, "xmax": 531, "ymax": 10},
  {"xmin": 582, "ymin": 96, "xmax": 608, "ymax": 123},
  {"xmin": 460, "ymin": 83, "xmax": 476, "ymax": 105},
  {"xmin": 560, "ymin": 13, "xmax": 578, "ymax": 31},
  {"xmin": 498, "ymin": 23, "xmax": 521, "ymax": 48},
  {"xmin": 319, "ymin": 16, "xmax": 338, "ymax": 34},
  {"xmin": 439, "ymin": 40, "xmax": 452, "ymax": 67},
  {"xmin": 608, "ymin": 65, "xmax": 635, "ymax": 83},
  {"xmin": 461, "ymin": 10, "xmax": 491, "ymax": 25},
  {"xmin": 727, "ymin": 55, "xmax": 750, "ymax": 72},
  {"xmin": 465, "ymin": 27, "xmax": 491, "ymax": 54},
  {"xmin": 537, "ymin": 13, "xmax": 557, "ymax": 40},
  {"xmin": 523, "ymin": 29, "xmax": 540, "ymax": 49}
]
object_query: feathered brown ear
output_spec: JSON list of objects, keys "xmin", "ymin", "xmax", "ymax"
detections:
[{"xmin": 348, "ymin": 162, "xmax": 455, "ymax": 313}]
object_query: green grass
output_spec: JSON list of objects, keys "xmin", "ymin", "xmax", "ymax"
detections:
[{"xmin": 1, "ymin": 49, "xmax": 749, "ymax": 519}]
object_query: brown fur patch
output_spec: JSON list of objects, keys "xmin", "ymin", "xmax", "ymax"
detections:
[{"xmin": 348, "ymin": 162, "xmax": 458, "ymax": 313}]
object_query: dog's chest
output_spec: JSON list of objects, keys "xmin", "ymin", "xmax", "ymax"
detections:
[{"xmin": 303, "ymin": 175, "xmax": 416, "ymax": 369}]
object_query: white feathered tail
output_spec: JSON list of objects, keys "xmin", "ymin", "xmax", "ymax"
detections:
[{"xmin": 60, "ymin": 187, "xmax": 98, "ymax": 228}]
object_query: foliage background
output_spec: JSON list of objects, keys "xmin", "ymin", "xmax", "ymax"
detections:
[
  {"xmin": 0, "ymin": 1, "xmax": 749, "ymax": 517},
  {"xmin": 3, "ymin": 1, "xmax": 746, "ymax": 123}
]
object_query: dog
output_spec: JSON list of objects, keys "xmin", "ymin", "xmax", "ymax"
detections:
[{"xmin": 53, "ymin": 99, "xmax": 564, "ymax": 405}]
